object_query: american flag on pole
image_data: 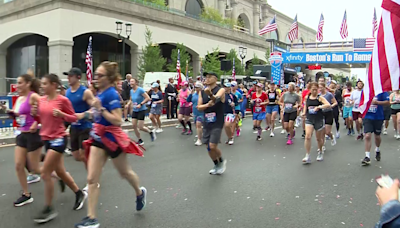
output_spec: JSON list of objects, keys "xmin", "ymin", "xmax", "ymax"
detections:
[
  {"xmin": 232, "ymin": 58, "xmax": 236, "ymax": 81},
  {"xmin": 340, "ymin": 10, "xmax": 348, "ymax": 39},
  {"xmin": 176, "ymin": 49, "xmax": 182, "ymax": 86},
  {"xmin": 373, "ymin": 7, "xmax": 378, "ymax": 37},
  {"xmin": 353, "ymin": 38, "xmax": 376, "ymax": 51},
  {"xmin": 288, "ymin": 15, "xmax": 298, "ymax": 42},
  {"xmin": 359, "ymin": 0, "xmax": 400, "ymax": 117},
  {"xmin": 185, "ymin": 59, "xmax": 189, "ymax": 81},
  {"xmin": 259, "ymin": 15, "xmax": 277, "ymax": 36},
  {"xmin": 85, "ymin": 36, "xmax": 93, "ymax": 85},
  {"xmin": 316, "ymin": 14, "xmax": 325, "ymax": 42}
]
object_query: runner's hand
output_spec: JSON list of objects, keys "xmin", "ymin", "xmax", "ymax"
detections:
[
  {"xmin": 376, "ymin": 179, "xmax": 400, "ymax": 207},
  {"xmin": 53, "ymin": 109, "xmax": 63, "ymax": 117},
  {"xmin": 31, "ymin": 102, "xmax": 38, "ymax": 116},
  {"xmin": 136, "ymin": 104, "xmax": 142, "ymax": 109},
  {"xmin": 91, "ymin": 98, "xmax": 102, "ymax": 109},
  {"xmin": 204, "ymin": 88, "xmax": 212, "ymax": 96}
]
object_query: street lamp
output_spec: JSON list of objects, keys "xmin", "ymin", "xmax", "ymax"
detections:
[
  {"xmin": 238, "ymin": 45, "xmax": 247, "ymax": 68},
  {"xmin": 116, "ymin": 21, "xmax": 132, "ymax": 78}
]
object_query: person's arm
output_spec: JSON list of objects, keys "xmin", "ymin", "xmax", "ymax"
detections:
[
  {"xmin": 58, "ymin": 98, "xmax": 78, "ymax": 123},
  {"xmin": 93, "ymin": 95, "xmax": 122, "ymax": 126},
  {"xmin": 316, "ymin": 96, "xmax": 331, "ymax": 111},
  {"xmin": 330, "ymin": 94, "xmax": 338, "ymax": 108},
  {"xmin": 302, "ymin": 95, "xmax": 308, "ymax": 116},
  {"xmin": 238, "ymin": 93, "xmax": 243, "ymax": 103},
  {"xmin": 278, "ymin": 93, "xmax": 284, "ymax": 106},
  {"xmin": 155, "ymin": 92, "xmax": 164, "ymax": 104},
  {"xmin": 390, "ymin": 94, "xmax": 395, "ymax": 104},
  {"xmin": 137, "ymin": 90, "xmax": 151, "ymax": 109},
  {"xmin": 374, "ymin": 94, "xmax": 390, "ymax": 106},
  {"xmin": 187, "ymin": 93, "xmax": 193, "ymax": 103},
  {"xmin": 197, "ymin": 91, "xmax": 208, "ymax": 111}
]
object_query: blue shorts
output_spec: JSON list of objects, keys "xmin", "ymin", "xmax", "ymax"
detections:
[
  {"xmin": 194, "ymin": 114, "xmax": 204, "ymax": 123},
  {"xmin": 266, "ymin": 105, "xmax": 279, "ymax": 114},
  {"xmin": 343, "ymin": 106, "xmax": 353, "ymax": 118},
  {"xmin": 253, "ymin": 112, "xmax": 266, "ymax": 121}
]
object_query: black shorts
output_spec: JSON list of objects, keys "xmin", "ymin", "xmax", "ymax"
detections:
[
  {"xmin": 64, "ymin": 122, "xmax": 70, "ymax": 128},
  {"xmin": 91, "ymin": 140, "xmax": 123, "ymax": 159},
  {"xmin": 323, "ymin": 111, "xmax": 334, "ymax": 125},
  {"xmin": 384, "ymin": 108, "xmax": 391, "ymax": 120},
  {"xmin": 283, "ymin": 112, "xmax": 297, "ymax": 122},
  {"xmin": 391, "ymin": 108, "xmax": 400, "ymax": 115},
  {"xmin": 70, "ymin": 128, "xmax": 91, "ymax": 151},
  {"xmin": 132, "ymin": 110, "xmax": 146, "ymax": 121},
  {"xmin": 363, "ymin": 119, "xmax": 383, "ymax": 135},
  {"xmin": 16, "ymin": 131, "xmax": 43, "ymax": 152},
  {"xmin": 202, "ymin": 127, "xmax": 223, "ymax": 145},
  {"xmin": 44, "ymin": 136, "xmax": 68, "ymax": 153}
]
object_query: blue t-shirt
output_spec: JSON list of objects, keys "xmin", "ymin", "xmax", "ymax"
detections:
[
  {"xmin": 234, "ymin": 91, "xmax": 243, "ymax": 111},
  {"xmin": 364, "ymin": 92, "xmax": 389, "ymax": 120},
  {"xmin": 187, "ymin": 93, "xmax": 203, "ymax": 117},
  {"xmin": 224, "ymin": 93, "xmax": 238, "ymax": 114},
  {"xmin": 130, "ymin": 87, "xmax": 147, "ymax": 112},
  {"xmin": 66, "ymin": 85, "xmax": 92, "ymax": 129},
  {"xmin": 95, "ymin": 87, "xmax": 121, "ymax": 142}
]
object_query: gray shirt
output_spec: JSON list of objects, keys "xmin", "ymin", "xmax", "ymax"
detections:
[
  {"xmin": 283, "ymin": 92, "xmax": 300, "ymax": 113},
  {"xmin": 322, "ymin": 92, "xmax": 334, "ymax": 112}
]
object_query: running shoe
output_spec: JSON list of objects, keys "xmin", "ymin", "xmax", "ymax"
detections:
[
  {"xmin": 257, "ymin": 135, "xmax": 262, "ymax": 141},
  {"xmin": 270, "ymin": 131, "xmax": 275, "ymax": 137},
  {"xmin": 286, "ymin": 139, "xmax": 293, "ymax": 145},
  {"xmin": 236, "ymin": 129, "xmax": 241, "ymax": 137},
  {"xmin": 27, "ymin": 174, "xmax": 41, "ymax": 184},
  {"xmin": 82, "ymin": 183, "xmax": 100, "ymax": 192},
  {"xmin": 136, "ymin": 187, "xmax": 147, "ymax": 211},
  {"xmin": 125, "ymin": 118, "xmax": 130, "ymax": 122},
  {"xmin": 176, "ymin": 124, "xmax": 182, "ymax": 129},
  {"xmin": 75, "ymin": 217, "xmax": 100, "ymax": 228},
  {"xmin": 336, "ymin": 131, "xmax": 340, "ymax": 139},
  {"xmin": 351, "ymin": 129, "xmax": 355, "ymax": 135},
  {"xmin": 73, "ymin": 190, "xmax": 88, "ymax": 211},
  {"xmin": 238, "ymin": 119, "xmax": 242, "ymax": 127},
  {"xmin": 281, "ymin": 130, "xmax": 286, "ymax": 134},
  {"xmin": 195, "ymin": 139, "xmax": 202, "ymax": 146},
  {"xmin": 361, "ymin": 157, "xmax": 371, "ymax": 166},
  {"xmin": 347, "ymin": 129, "xmax": 351, "ymax": 135},
  {"xmin": 64, "ymin": 148, "xmax": 72, "ymax": 156},
  {"xmin": 209, "ymin": 165, "xmax": 218, "ymax": 175},
  {"xmin": 316, "ymin": 152, "xmax": 324, "ymax": 161},
  {"xmin": 383, "ymin": 128, "xmax": 388, "ymax": 135},
  {"xmin": 33, "ymin": 206, "xmax": 58, "ymax": 224},
  {"xmin": 325, "ymin": 135, "xmax": 330, "ymax": 140},
  {"xmin": 137, "ymin": 139, "xmax": 144, "ymax": 146},
  {"xmin": 150, "ymin": 130, "xmax": 157, "ymax": 141},
  {"xmin": 186, "ymin": 130, "xmax": 193, "ymax": 135},
  {"xmin": 155, "ymin": 128, "xmax": 163, "ymax": 133},
  {"xmin": 331, "ymin": 137, "xmax": 337, "ymax": 146},
  {"xmin": 216, "ymin": 160, "xmax": 227, "ymax": 175},
  {"xmin": 228, "ymin": 138, "xmax": 234, "ymax": 145},
  {"xmin": 286, "ymin": 134, "xmax": 290, "ymax": 139},
  {"xmin": 302, "ymin": 155, "xmax": 311, "ymax": 164},
  {"xmin": 265, "ymin": 126, "xmax": 270, "ymax": 131},
  {"xmin": 301, "ymin": 132, "xmax": 305, "ymax": 139},
  {"xmin": 322, "ymin": 146, "xmax": 326, "ymax": 153},
  {"xmin": 375, "ymin": 152, "xmax": 381, "ymax": 162},
  {"xmin": 14, "ymin": 192, "xmax": 33, "ymax": 207},
  {"xmin": 181, "ymin": 129, "xmax": 187, "ymax": 135}
]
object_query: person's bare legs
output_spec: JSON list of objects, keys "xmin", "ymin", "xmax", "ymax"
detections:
[
  {"xmin": 15, "ymin": 147, "xmax": 29, "ymax": 194},
  {"xmin": 111, "ymin": 153, "xmax": 142, "ymax": 196}
]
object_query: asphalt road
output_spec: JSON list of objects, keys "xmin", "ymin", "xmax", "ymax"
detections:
[{"xmin": 0, "ymin": 119, "xmax": 399, "ymax": 228}]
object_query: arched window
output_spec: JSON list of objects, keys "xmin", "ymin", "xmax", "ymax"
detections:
[
  {"xmin": 270, "ymin": 30, "xmax": 279, "ymax": 41},
  {"xmin": 285, "ymin": 35, "xmax": 291, "ymax": 44},
  {"xmin": 185, "ymin": 0, "xmax": 203, "ymax": 17},
  {"xmin": 298, "ymin": 37, "xmax": 304, "ymax": 43}
]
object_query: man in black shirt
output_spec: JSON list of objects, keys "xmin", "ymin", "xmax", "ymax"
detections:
[
  {"xmin": 121, "ymin": 74, "xmax": 132, "ymax": 122},
  {"xmin": 197, "ymin": 72, "xmax": 227, "ymax": 175},
  {"xmin": 165, "ymin": 77, "xmax": 178, "ymax": 119}
]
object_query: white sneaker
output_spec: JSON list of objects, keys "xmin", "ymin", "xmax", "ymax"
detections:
[
  {"xmin": 302, "ymin": 155, "xmax": 311, "ymax": 164},
  {"xmin": 383, "ymin": 128, "xmax": 388, "ymax": 135},
  {"xmin": 195, "ymin": 139, "xmax": 202, "ymax": 146},
  {"xmin": 82, "ymin": 183, "xmax": 100, "ymax": 192},
  {"xmin": 322, "ymin": 146, "xmax": 326, "ymax": 152},
  {"xmin": 209, "ymin": 165, "xmax": 218, "ymax": 175},
  {"xmin": 331, "ymin": 137, "xmax": 337, "ymax": 146},
  {"xmin": 281, "ymin": 130, "xmax": 286, "ymax": 134},
  {"xmin": 155, "ymin": 128, "xmax": 163, "ymax": 133},
  {"xmin": 270, "ymin": 131, "xmax": 275, "ymax": 137},
  {"xmin": 316, "ymin": 152, "xmax": 324, "ymax": 161},
  {"xmin": 216, "ymin": 160, "xmax": 227, "ymax": 174},
  {"xmin": 64, "ymin": 148, "xmax": 72, "ymax": 156},
  {"xmin": 228, "ymin": 138, "xmax": 234, "ymax": 145},
  {"xmin": 336, "ymin": 131, "xmax": 340, "ymax": 139}
]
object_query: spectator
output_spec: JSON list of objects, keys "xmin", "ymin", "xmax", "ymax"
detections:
[
  {"xmin": 121, "ymin": 74, "xmax": 132, "ymax": 122},
  {"xmin": 375, "ymin": 179, "xmax": 400, "ymax": 227},
  {"xmin": 165, "ymin": 77, "xmax": 178, "ymax": 119}
]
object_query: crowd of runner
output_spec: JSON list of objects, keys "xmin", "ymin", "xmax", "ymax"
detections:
[{"xmin": 7, "ymin": 63, "xmax": 400, "ymax": 228}]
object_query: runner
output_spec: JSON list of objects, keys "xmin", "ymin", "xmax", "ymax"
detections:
[
  {"xmin": 248, "ymin": 81, "xmax": 257, "ymax": 128},
  {"xmin": 330, "ymin": 80, "xmax": 341, "ymax": 138},
  {"xmin": 390, "ymin": 90, "xmax": 400, "ymax": 139},
  {"xmin": 361, "ymin": 91, "xmax": 390, "ymax": 166},
  {"xmin": 11, "ymin": 74, "xmax": 42, "ymax": 207},
  {"xmin": 197, "ymin": 72, "xmax": 227, "ymax": 175},
  {"xmin": 149, "ymin": 82, "xmax": 164, "ymax": 133},
  {"xmin": 187, "ymin": 81, "xmax": 204, "ymax": 146},
  {"xmin": 231, "ymin": 81, "xmax": 242, "ymax": 137},
  {"xmin": 125, "ymin": 78, "xmax": 156, "ymax": 145},
  {"xmin": 319, "ymin": 82, "xmax": 338, "ymax": 146},
  {"xmin": 33, "ymin": 73, "xmax": 87, "ymax": 223},
  {"xmin": 251, "ymin": 83, "xmax": 269, "ymax": 141},
  {"xmin": 383, "ymin": 91, "xmax": 392, "ymax": 135},
  {"xmin": 279, "ymin": 82, "xmax": 300, "ymax": 145},
  {"xmin": 302, "ymin": 82, "xmax": 331, "ymax": 164},
  {"xmin": 223, "ymin": 82, "xmax": 238, "ymax": 145},
  {"xmin": 295, "ymin": 85, "xmax": 302, "ymax": 128},
  {"xmin": 178, "ymin": 81, "xmax": 193, "ymax": 135},
  {"xmin": 239, "ymin": 84, "xmax": 248, "ymax": 118},
  {"xmin": 64, "ymin": 68, "xmax": 96, "ymax": 192},
  {"xmin": 301, "ymin": 82, "xmax": 311, "ymax": 138},
  {"xmin": 342, "ymin": 82, "xmax": 355, "ymax": 135},
  {"xmin": 74, "ymin": 61, "xmax": 146, "ymax": 228},
  {"xmin": 266, "ymin": 82, "xmax": 280, "ymax": 137},
  {"xmin": 350, "ymin": 81, "xmax": 364, "ymax": 140}
]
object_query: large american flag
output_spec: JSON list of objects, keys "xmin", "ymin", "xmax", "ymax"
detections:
[
  {"xmin": 185, "ymin": 59, "xmax": 189, "ymax": 81},
  {"xmin": 85, "ymin": 36, "xmax": 93, "ymax": 85},
  {"xmin": 259, "ymin": 15, "xmax": 277, "ymax": 36},
  {"xmin": 288, "ymin": 15, "xmax": 298, "ymax": 42},
  {"xmin": 359, "ymin": 0, "xmax": 400, "ymax": 117},
  {"xmin": 373, "ymin": 7, "xmax": 378, "ymax": 37},
  {"xmin": 340, "ymin": 11, "xmax": 348, "ymax": 39},
  {"xmin": 232, "ymin": 58, "xmax": 236, "ymax": 81},
  {"xmin": 316, "ymin": 14, "xmax": 324, "ymax": 42},
  {"xmin": 176, "ymin": 49, "xmax": 182, "ymax": 85},
  {"xmin": 353, "ymin": 38, "xmax": 376, "ymax": 51}
]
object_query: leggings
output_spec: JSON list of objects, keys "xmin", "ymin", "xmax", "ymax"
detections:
[
  {"xmin": 241, "ymin": 98, "xmax": 247, "ymax": 117},
  {"xmin": 333, "ymin": 107, "xmax": 340, "ymax": 131}
]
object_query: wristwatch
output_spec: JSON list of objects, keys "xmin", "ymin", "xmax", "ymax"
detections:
[{"xmin": 100, "ymin": 107, "xmax": 106, "ymax": 113}]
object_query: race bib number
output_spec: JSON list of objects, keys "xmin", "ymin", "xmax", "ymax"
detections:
[
  {"xmin": 50, "ymin": 138, "xmax": 64, "ymax": 147},
  {"xmin": 284, "ymin": 103, "xmax": 293, "ymax": 110},
  {"xmin": 368, "ymin": 105, "xmax": 378, "ymax": 113},
  {"xmin": 354, "ymin": 103, "xmax": 359, "ymax": 109},
  {"xmin": 14, "ymin": 130, "xmax": 21, "ymax": 136},
  {"xmin": 225, "ymin": 113, "xmax": 235, "ymax": 123},
  {"xmin": 71, "ymin": 121, "xmax": 81, "ymax": 126},
  {"xmin": 151, "ymin": 103, "xmax": 157, "ymax": 108},
  {"xmin": 308, "ymin": 106, "xmax": 317, "ymax": 115},
  {"xmin": 18, "ymin": 115, "xmax": 26, "ymax": 127},
  {"xmin": 205, "ymin": 112, "xmax": 216, "ymax": 123},
  {"xmin": 345, "ymin": 98, "xmax": 350, "ymax": 105},
  {"xmin": 133, "ymin": 102, "xmax": 138, "ymax": 107},
  {"xmin": 255, "ymin": 107, "xmax": 262, "ymax": 113},
  {"xmin": 269, "ymin": 93, "xmax": 275, "ymax": 99}
]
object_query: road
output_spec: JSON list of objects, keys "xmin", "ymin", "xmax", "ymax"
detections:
[{"xmin": 0, "ymin": 118, "xmax": 399, "ymax": 228}]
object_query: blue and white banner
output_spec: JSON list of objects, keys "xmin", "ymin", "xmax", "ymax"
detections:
[
  {"xmin": 282, "ymin": 51, "xmax": 372, "ymax": 64},
  {"xmin": 269, "ymin": 52, "xmax": 283, "ymax": 85}
]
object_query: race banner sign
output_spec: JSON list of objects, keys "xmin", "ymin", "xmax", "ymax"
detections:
[{"xmin": 282, "ymin": 51, "xmax": 372, "ymax": 64}]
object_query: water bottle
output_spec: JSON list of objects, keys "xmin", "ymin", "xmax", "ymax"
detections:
[{"xmin": 93, "ymin": 108, "xmax": 102, "ymax": 123}]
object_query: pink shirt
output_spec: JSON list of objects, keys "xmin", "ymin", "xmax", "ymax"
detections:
[
  {"xmin": 179, "ymin": 89, "xmax": 190, "ymax": 108},
  {"xmin": 39, "ymin": 95, "xmax": 77, "ymax": 140}
]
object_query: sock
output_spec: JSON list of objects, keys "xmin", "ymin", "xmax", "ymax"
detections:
[
  {"xmin": 187, "ymin": 121, "xmax": 192, "ymax": 131},
  {"xmin": 75, "ymin": 190, "xmax": 82, "ymax": 196},
  {"xmin": 376, "ymin": 147, "xmax": 380, "ymax": 152},
  {"xmin": 180, "ymin": 120, "xmax": 186, "ymax": 129},
  {"xmin": 213, "ymin": 160, "xmax": 218, "ymax": 165},
  {"xmin": 219, "ymin": 157, "xmax": 223, "ymax": 163},
  {"xmin": 257, "ymin": 127, "xmax": 262, "ymax": 136},
  {"xmin": 365, "ymin": 152, "xmax": 370, "ymax": 158}
]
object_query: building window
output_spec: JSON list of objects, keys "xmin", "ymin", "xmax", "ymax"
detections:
[{"xmin": 185, "ymin": 0, "xmax": 203, "ymax": 17}]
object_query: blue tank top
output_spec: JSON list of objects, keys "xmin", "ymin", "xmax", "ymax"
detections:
[{"xmin": 66, "ymin": 85, "xmax": 92, "ymax": 129}]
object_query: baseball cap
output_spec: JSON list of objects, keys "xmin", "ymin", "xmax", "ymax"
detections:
[
  {"xmin": 331, "ymin": 80, "xmax": 337, "ymax": 84},
  {"xmin": 224, "ymin": 82, "xmax": 231, "ymax": 87},
  {"xmin": 195, "ymin": 81, "xmax": 203, "ymax": 88},
  {"xmin": 180, "ymin": 81, "xmax": 188, "ymax": 86},
  {"xmin": 256, "ymin": 83, "xmax": 264, "ymax": 88},
  {"xmin": 63, "ymin": 67, "xmax": 82, "ymax": 76},
  {"xmin": 231, "ymin": 81, "xmax": 237, "ymax": 87},
  {"xmin": 203, "ymin": 72, "xmax": 218, "ymax": 78},
  {"xmin": 252, "ymin": 81, "xmax": 257, "ymax": 85},
  {"xmin": 151, "ymin": 82, "xmax": 159, "ymax": 88}
]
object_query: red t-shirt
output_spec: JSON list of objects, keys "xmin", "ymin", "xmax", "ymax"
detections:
[
  {"xmin": 301, "ymin": 89, "xmax": 310, "ymax": 105},
  {"xmin": 252, "ymin": 92, "xmax": 268, "ymax": 113}
]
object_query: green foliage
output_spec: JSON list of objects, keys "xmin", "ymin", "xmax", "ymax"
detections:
[
  {"xmin": 138, "ymin": 26, "xmax": 166, "ymax": 80},
  {"xmin": 200, "ymin": 7, "xmax": 239, "ymax": 28},
  {"xmin": 265, "ymin": 48, "xmax": 271, "ymax": 65},
  {"xmin": 167, "ymin": 43, "xmax": 192, "ymax": 77},
  {"xmin": 246, "ymin": 54, "xmax": 262, "ymax": 76},
  {"xmin": 203, "ymin": 49, "xmax": 223, "ymax": 78},
  {"xmin": 143, "ymin": 0, "xmax": 166, "ymax": 7},
  {"xmin": 226, "ymin": 49, "xmax": 244, "ymax": 76}
]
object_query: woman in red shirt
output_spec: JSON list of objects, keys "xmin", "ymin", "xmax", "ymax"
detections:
[
  {"xmin": 33, "ymin": 74, "xmax": 87, "ymax": 224},
  {"xmin": 251, "ymin": 83, "xmax": 269, "ymax": 141}
]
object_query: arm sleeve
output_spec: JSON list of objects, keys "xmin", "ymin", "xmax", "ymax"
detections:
[
  {"xmin": 62, "ymin": 98, "xmax": 78, "ymax": 123},
  {"xmin": 187, "ymin": 94, "xmax": 193, "ymax": 103}
]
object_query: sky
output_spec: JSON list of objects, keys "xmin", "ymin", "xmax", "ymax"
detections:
[{"xmin": 268, "ymin": 0, "xmax": 382, "ymax": 80}]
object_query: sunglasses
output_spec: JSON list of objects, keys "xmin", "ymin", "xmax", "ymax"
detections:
[{"xmin": 94, "ymin": 73, "xmax": 106, "ymax": 78}]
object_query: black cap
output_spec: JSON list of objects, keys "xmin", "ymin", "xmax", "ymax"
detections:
[
  {"xmin": 203, "ymin": 72, "xmax": 218, "ymax": 77},
  {"xmin": 63, "ymin": 67, "xmax": 82, "ymax": 76}
]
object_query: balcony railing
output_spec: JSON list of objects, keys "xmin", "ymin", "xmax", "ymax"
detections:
[{"xmin": 291, "ymin": 41, "xmax": 353, "ymax": 50}]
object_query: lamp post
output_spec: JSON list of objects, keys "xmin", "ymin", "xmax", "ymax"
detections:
[
  {"xmin": 238, "ymin": 45, "xmax": 247, "ymax": 68},
  {"xmin": 116, "ymin": 21, "xmax": 132, "ymax": 78}
]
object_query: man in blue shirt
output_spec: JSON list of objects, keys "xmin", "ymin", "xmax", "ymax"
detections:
[
  {"xmin": 361, "ymin": 92, "xmax": 390, "ymax": 166},
  {"xmin": 231, "ymin": 81, "xmax": 243, "ymax": 137}
]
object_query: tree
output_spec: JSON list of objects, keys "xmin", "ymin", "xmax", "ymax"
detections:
[
  {"xmin": 138, "ymin": 26, "xmax": 166, "ymax": 80},
  {"xmin": 203, "ymin": 49, "xmax": 223, "ymax": 78},
  {"xmin": 246, "ymin": 54, "xmax": 262, "ymax": 76},
  {"xmin": 265, "ymin": 48, "xmax": 271, "ymax": 65},
  {"xmin": 167, "ymin": 43, "xmax": 192, "ymax": 77},
  {"xmin": 143, "ymin": 0, "xmax": 166, "ymax": 7},
  {"xmin": 200, "ymin": 7, "xmax": 239, "ymax": 28},
  {"xmin": 226, "ymin": 49, "xmax": 244, "ymax": 76}
]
